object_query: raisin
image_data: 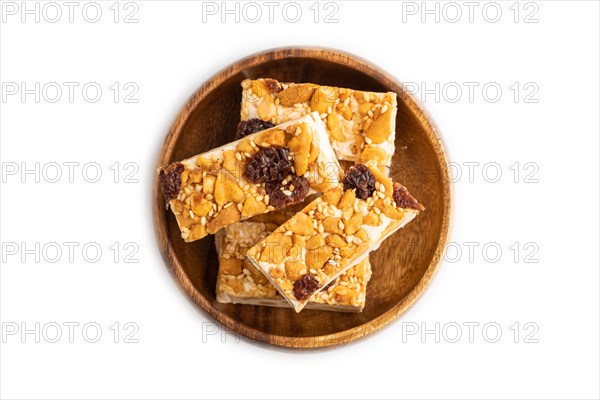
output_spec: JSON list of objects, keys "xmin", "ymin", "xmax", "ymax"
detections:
[
  {"xmin": 244, "ymin": 147, "xmax": 293, "ymax": 184},
  {"xmin": 293, "ymin": 274, "xmax": 320, "ymax": 301},
  {"xmin": 265, "ymin": 176, "xmax": 309, "ymax": 209},
  {"xmin": 342, "ymin": 164, "xmax": 376, "ymax": 200},
  {"xmin": 235, "ymin": 119, "xmax": 275, "ymax": 139},
  {"xmin": 263, "ymin": 78, "xmax": 281, "ymax": 93},
  {"xmin": 159, "ymin": 162, "xmax": 184, "ymax": 206},
  {"xmin": 392, "ymin": 182, "xmax": 425, "ymax": 211}
]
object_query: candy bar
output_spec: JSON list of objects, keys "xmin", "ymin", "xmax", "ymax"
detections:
[
  {"xmin": 215, "ymin": 222, "xmax": 372, "ymax": 312},
  {"xmin": 246, "ymin": 161, "xmax": 424, "ymax": 312},
  {"xmin": 240, "ymin": 78, "xmax": 397, "ymax": 169},
  {"xmin": 158, "ymin": 113, "xmax": 343, "ymax": 242}
]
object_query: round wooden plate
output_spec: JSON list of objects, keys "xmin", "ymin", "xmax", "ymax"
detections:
[{"xmin": 153, "ymin": 47, "xmax": 451, "ymax": 348}]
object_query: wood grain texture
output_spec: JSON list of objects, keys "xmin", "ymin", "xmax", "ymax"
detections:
[{"xmin": 153, "ymin": 47, "xmax": 452, "ymax": 349}]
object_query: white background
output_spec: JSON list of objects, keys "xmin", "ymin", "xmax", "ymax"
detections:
[{"xmin": 1, "ymin": 1, "xmax": 599, "ymax": 399}]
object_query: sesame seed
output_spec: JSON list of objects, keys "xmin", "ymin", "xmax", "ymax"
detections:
[
  {"xmin": 365, "ymin": 137, "xmax": 373, "ymax": 144},
  {"xmin": 223, "ymin": 202, "xmax": 233, "ymax": 208},
  {"xmin": 381, "ymin": 105, "xmax": 388, "ymax": 113},
  {"xmin": 283, "ymin": 190, "xmax": 292, "ymax": 196},
  {"xmin": 235, "ymin": 152, "xmax": 242, "ymax": 161},
  {"xmin": 189, "ymin": 210, "xmax": 194, "ymax": 218},
  {"xmin": 201, "ymin": 216, "xmax": 206, "ymax": 225}
]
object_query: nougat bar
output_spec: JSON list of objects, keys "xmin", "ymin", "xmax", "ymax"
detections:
[
  {"xmin": 215, "ymin": 222, "xmax": 372, "ymax": 312},
  {"xmin": 158, "ymin": 113, "xmax": 343, "ymax": 242},
  {"xmin": 246, "ymin": 161, "xmax": 424, "ymax": 312},
  {"xmin": 240, "ymin": 78, "xmax": 397, "ymax": 169}
]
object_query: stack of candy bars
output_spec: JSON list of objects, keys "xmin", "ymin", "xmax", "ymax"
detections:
[{"xmin": 159, "ymin": 78, "xmax": 424, "ymax": 313}]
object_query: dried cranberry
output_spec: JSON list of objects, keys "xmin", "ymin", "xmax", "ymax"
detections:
[
  {"xmin": 235, "ymin": 119, "xmax": 275, "ymax": 139},
  {"xmin": 159, "ymin": 162, "xmax": 184, "ymax": 206},
  {"xmin": 342, "ymin": 164, "xmax": 376, "ymax": 200},
  {"xmin": 392, "ymin": 182, "xmax": 425, "ymax": 211},
  {"xmin": 265, "ymin": 175, "xmax": 309, "ymax": 209},
  {"xmin": 293, "ymin": 274, "xmax": 320, "ymax": 301},
  {"xmin": 244, "ymin": 147, "xmax": 293, "ymax": 184}
]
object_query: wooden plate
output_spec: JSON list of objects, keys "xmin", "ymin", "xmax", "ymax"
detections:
[{"xmin": 153, "ymin": 48, "xmax": 451, "ymax": 348}]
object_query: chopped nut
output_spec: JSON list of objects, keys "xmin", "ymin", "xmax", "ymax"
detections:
[
  {"xmin": 327, "ymin": 110, "xmax": 345, "ymax": 141},
  {"xmin": 191, "ymin": 194, "xmax": 212, "ymax": 217},
  {"xmin": 288, "ymin": 212, "xmax": 315, "ymax": 236},
  {"xmin": 241, "ymin": 196, "xmax": 267, "ymax": 217},
  {"xmin": 359, "ymin": 102, "xmax": 374, "ymax": 115},
  {"xmin": 322, "ymin": 217, "xmax": 343, "ymax": 235},
  {"xmin": 308, "ymin": 141, "xmax": 320, "ymax": 164},
  {"xmin": 360, "ymin": 146, "xmax": 387, "ymax": 164},
  {"xmin": 202, "ymin": 174, "xmax": 216, "ymax": 194},
  {"xmin": 288, "ymin": 123, "xmax": 312, "ymax": 176},
  {"xmin": 257, "ymin": 99, "xmax": 276, "ymax": 120},
  {"xmin": 376, "ymin": 199, "xmax": 406, "ymax": 219},
  {"xmin": 260, "ymin": 233, "xmax": 293, "ymax": 264},
  {"xmin": 310, "ymin": 86, "xmax": 338, "ymax": 115},
  {"xmin": 285, "ymin": 260, "xmax": 307, "ymax": 281},
  {"xmin": 306, "ymin": 234, "xmax": 326, "ymax": 250},
  {"xmin": 338, "ymin": 189, "xmax": 357, "ymax": 210},
  {"xmin": 278, "ymin": 84, "xmax": 316, "ymax": 106},
  {"xmin": 321, "ymin": 188, "xmax": 342, "ymax": 207},
  {"xmin": 364, "ymin": 210, "xmax": 380, "ymax": 226},
  {"xmin": 305, "ymin": 245, "xmax": 333, "ymax": 270},
  {"xmin": 338, "ymin": 103, "xmax": 353, "ymax": 120},
  {"xmin": 214, "ymin": 172, "xmax": 243, "ymax": 206},
  {"xmin": 365, "ymin": 109, "xmax": 392, "ymax": 144},
  {"xmin": 257, "ymin": 129, "xmax": 287, "ymax": 147},
  {"xmin": 355, "ymin": 228, "xmax": 369, "ymax": 243},
  {"xmin": 222, "ymin": 150, "xmax": 239, "ymax": 176},
  {"xmin": 236, "ymin": 137, "xmax": 255, "ymax": 154},
  {"xmin": 325, "ymin": 234, "xmax": 347, "ymax": 249},
  {"xmin": 344, "ymin": 213, "xmax": 363, "ymax": 235},
  {"xmin": 189, "ymin": 223, "xmax": 207, "ymax": 240},
  {"xmin": 206, "ymin": 205, "xmax": 241, "ymax": 234},
  {"xmin": 293, "ymin": 234, "xmax": 306, "ymax": 249}
]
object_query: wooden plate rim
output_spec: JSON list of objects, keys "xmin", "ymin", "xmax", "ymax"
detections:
[{"xmin": 152, "ymin": 46, "xmax": 452, "ymax": 349}]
